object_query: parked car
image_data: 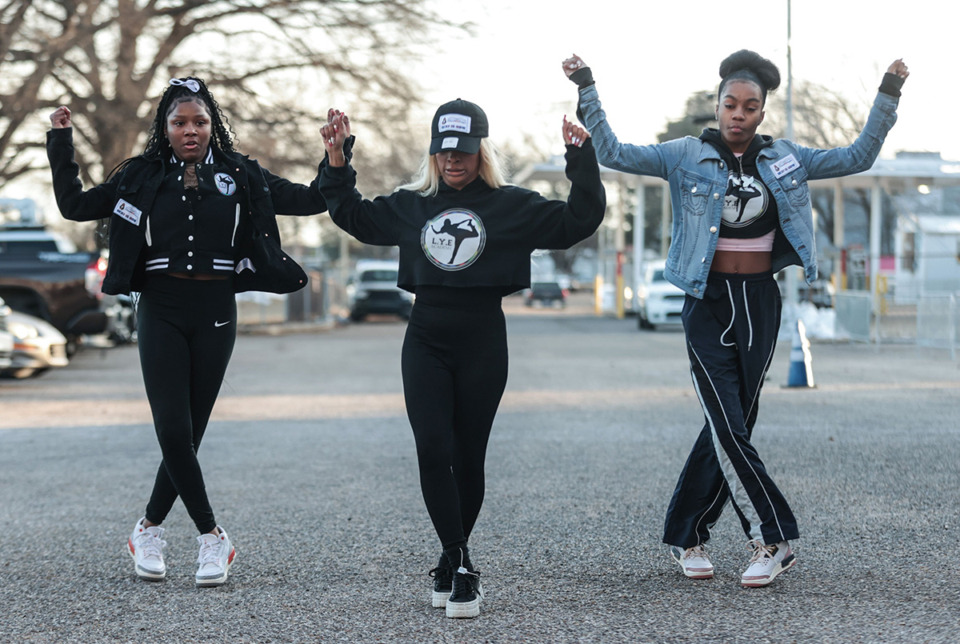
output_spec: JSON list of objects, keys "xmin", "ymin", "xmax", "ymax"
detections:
[
  {"xmin": 0, "ymin": 225, "xmax": 109, "ymax": 352},
  {"xmin": 635, "ymin": 260, "xmax": 685, "ymax": 330},
  {"xmin": 346, "ymin": 260, "xmax": 413, "ymax": 322},
  {"xmin": 1, "ymin": 309, "xmax": 69, "ymax": 378},
  {"xmin": 83, "ymin": 251, "xmax": 137, "ymax": 344},
  {"xmin": 524, "ymin": 281, "xmax": 567, "ymax": 308},
  {"xmin": 0, "ymin": 296, "xmax": 14, "ymax": 371}
]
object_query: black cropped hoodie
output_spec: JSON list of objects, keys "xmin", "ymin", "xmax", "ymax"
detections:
[{"xmin": 318, "ymin": 139, "xmax": 606, "ymax": 295}]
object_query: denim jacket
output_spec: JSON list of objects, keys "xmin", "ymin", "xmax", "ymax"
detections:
[{"xmin": 577, "ymin": 84, "xmax": 900, "ymax": 298}]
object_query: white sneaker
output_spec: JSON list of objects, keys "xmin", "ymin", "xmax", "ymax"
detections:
[
  {"xmin": 128, "ymin": 518, "xmax": 166, "ymax": 581},
  {"xmin": 669, "ymin": 544, "xmax": 714, "ymax": 579},
  {"xmin": 741, "ymin": 540, "xmax": 796, "ymax": 587},
  {"xmin": 195, "ymin": 526, "xmax": 236, "ymax": 587}
]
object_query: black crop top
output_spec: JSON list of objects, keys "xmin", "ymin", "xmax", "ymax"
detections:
[
  {"xmin": 318, "ymin": 139, "xmax": 606, "ymax": 296},
  {"xmin": 700, "ymin": 129, "xmax": 779, "ymax": 239},
  {"xmin": 718, "ymin": 153, "xmax": 779, "ymax": 239}
]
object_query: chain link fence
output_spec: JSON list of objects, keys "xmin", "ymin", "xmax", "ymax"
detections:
[
  {"xmin": 237, "ymin": 269, "xmax": 348, "ymax": 328},
  {"xmin": 834, "ymin": 289, "xmax": 959, "ymax": 359},
  {"xmin": 236, "ymin": 267, "xmax": 959, "ymax": 360},
  {"xmin": 916, "ymin": 293, "xmax": 958, "ymax": 359}
]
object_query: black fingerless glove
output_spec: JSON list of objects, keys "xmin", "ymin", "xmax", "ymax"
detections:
[
  {"xmin": 343, "ymin": 134, "xmax": 355, "ymax": 161},
  {"xmin": 566, "ymin": 136, "xmax": 595, "ymax": 153},
  {"xmin": 569, "ymin": 67, "xmax": 595, "ymax": 90},
  {"xmin": 878, "ymin": 72, "xmax": 905, "ymax": 98}
]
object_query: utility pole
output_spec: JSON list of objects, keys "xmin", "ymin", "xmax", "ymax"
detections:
[{"xmin": 783, "ymin": 0, "xmax": 799, "ymax": 335}]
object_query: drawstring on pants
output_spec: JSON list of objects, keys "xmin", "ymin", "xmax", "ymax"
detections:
[
  {"xmin": 718, "ymin": 279, "xmax": 754, "ymax": 351},
  {"xmin": 743, "ymin": 281, "xmax": 754, "ymax": 351}
]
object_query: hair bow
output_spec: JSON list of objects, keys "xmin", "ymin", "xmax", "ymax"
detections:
[{"xmin": 169, "ymin": 78, "xmax": 201, "ymax": 93}]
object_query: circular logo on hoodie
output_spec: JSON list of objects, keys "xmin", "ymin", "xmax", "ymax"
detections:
[
  {"xmin": 421, "ymin": 209, "xmax": 486, "ymax": 271},
  {"xmin": 722, "ymin": 171, "xmax": 769, "ymax": 228}
]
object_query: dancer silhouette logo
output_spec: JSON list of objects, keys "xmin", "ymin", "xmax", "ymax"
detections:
[
  {"xmin": 421, "ymin": 209, "xmax": 486, "ymax": 271},
  {"xmin": 214, "ymin": 172, "xmax": 237, "ymax": 196},
  {"xmin": 721, "ymin": 172, "xmax": 769, "ymax": 228}
]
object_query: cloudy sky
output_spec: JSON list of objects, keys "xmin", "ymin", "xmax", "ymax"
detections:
[{"xmin": 419, "ymin": 0, "xmax": 958, "ymax": 162}]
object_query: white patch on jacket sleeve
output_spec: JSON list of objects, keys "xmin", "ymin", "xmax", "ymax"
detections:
[
  {"xmin": 770, "ymin": 154, "xmax": 800, "ymax": 179},
  {"xmin": 113, "ymin": 199, "xmax": 142, "ymax": 226}
]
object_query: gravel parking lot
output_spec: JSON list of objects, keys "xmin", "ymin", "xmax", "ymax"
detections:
[{"xmin": 1, "ymin": 300, "xmax": 959, "ymax": 643}]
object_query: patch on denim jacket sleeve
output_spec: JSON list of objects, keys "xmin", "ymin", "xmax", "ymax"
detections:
[{"xmin": 770, "ymin": 154, "xmax": 800, "ymax": 179}]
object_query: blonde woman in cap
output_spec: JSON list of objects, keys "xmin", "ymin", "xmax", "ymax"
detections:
[{"xmin": 318, "ymin": 101, "xmax": 605, "ymax": 618}]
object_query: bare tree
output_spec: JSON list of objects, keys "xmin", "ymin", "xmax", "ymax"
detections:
[
  {"xmin": 656, "ymin": 91, "xmax": 716, "ymax": 143},
  {"xmin": 1, "ymin": 0, "xmax": 465, "ymax": 194},
  {"xmin": 1, "ymin": 0, "xmax": 107, "ymax": 184}
]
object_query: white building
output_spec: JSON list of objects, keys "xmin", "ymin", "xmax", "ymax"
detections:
[{"xmin": 894, "ymin": 213, "xmax": 960, "ymax": 303}]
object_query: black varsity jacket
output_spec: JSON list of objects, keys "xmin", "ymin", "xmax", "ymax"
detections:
[{"xmin": 46, "ymin": 127, "xmax": 331, "ymax": 295}]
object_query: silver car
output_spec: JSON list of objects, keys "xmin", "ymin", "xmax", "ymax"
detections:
[
  {"xmin": 0, "ymin": 297, "xmax": 13, "ymax": 370},
  {"xmin": 2, "ymin": 309, "xmax": 69, "ymax": 378}
]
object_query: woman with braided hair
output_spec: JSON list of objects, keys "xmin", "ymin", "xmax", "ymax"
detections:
[
  {"xmin": 47, "ymin": 77, "xmax": 333, "ymax": 586},
  {"xmin": 564, "ymin": 49, "xmax": 908, "ymax": 587}
]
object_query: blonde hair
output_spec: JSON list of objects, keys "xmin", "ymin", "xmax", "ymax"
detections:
[{"xmin": 398, "ymin": 138, "xmax": 507, "ymax": 197}]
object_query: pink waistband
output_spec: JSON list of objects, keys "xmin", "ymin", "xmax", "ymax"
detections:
[{"xmin": 715, "ymin": 229, "xmax": 775, "ymax": 252}]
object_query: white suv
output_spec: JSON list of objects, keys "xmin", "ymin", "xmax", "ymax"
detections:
[
  {"xmin": 635, "ymin": 259, "xmax": 686, "ymax": 330},
  {"xmin": 345, "ymin": 260, "xmax": 413, "ymax": 322}
]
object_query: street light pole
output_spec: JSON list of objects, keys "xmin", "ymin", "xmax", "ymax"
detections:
[
  {"xmin": 783, "ymin": 0, "xmax": 799, "ymax": 334},
  {"xmin": 785, "ymin": 0, "xmax": 794, "ymax": 143}
]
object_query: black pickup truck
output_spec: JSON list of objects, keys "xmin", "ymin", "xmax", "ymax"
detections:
[{"xmin": 0, "ymin": 226, "xmax": 109, "ymax": 352}]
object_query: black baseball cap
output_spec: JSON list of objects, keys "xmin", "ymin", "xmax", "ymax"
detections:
[{"xmin": 429, "ymin": 99, "xmax": 489, "ymax": 155}]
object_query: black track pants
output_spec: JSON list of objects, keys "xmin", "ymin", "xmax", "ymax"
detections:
[
  {"xmin": 137, "ymin": 275, "xmax": 236, "ymax": 534},
  {"xmin": 401, "ymin": 287, "xmax": 507, "ymax": 551},
  {"xmin": 663, "ymin": 271, "xmax": 799, "ymax": 548}
]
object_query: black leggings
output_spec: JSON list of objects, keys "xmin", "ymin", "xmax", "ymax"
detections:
[
  {"xmin": 137, "ymin": 274, "xmax": 236, "ymax": 534},
  {"xmin": 401, "ymin": 286, "xmax": 508, "ymax": 551}
]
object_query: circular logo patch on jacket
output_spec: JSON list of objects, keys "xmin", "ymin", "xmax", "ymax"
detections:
[
  {"xmin": 214, "ymin": 172, "xmax": 237, "ymax": 196},
  {"xmin": 421, "ymin": 209, "xmax": 486, "ymax": 271}
]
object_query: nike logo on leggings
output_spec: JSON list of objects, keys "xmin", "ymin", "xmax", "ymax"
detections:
[{"xmin": 214, "ymin": 321, "xmax": 231, "ymax": 328}]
